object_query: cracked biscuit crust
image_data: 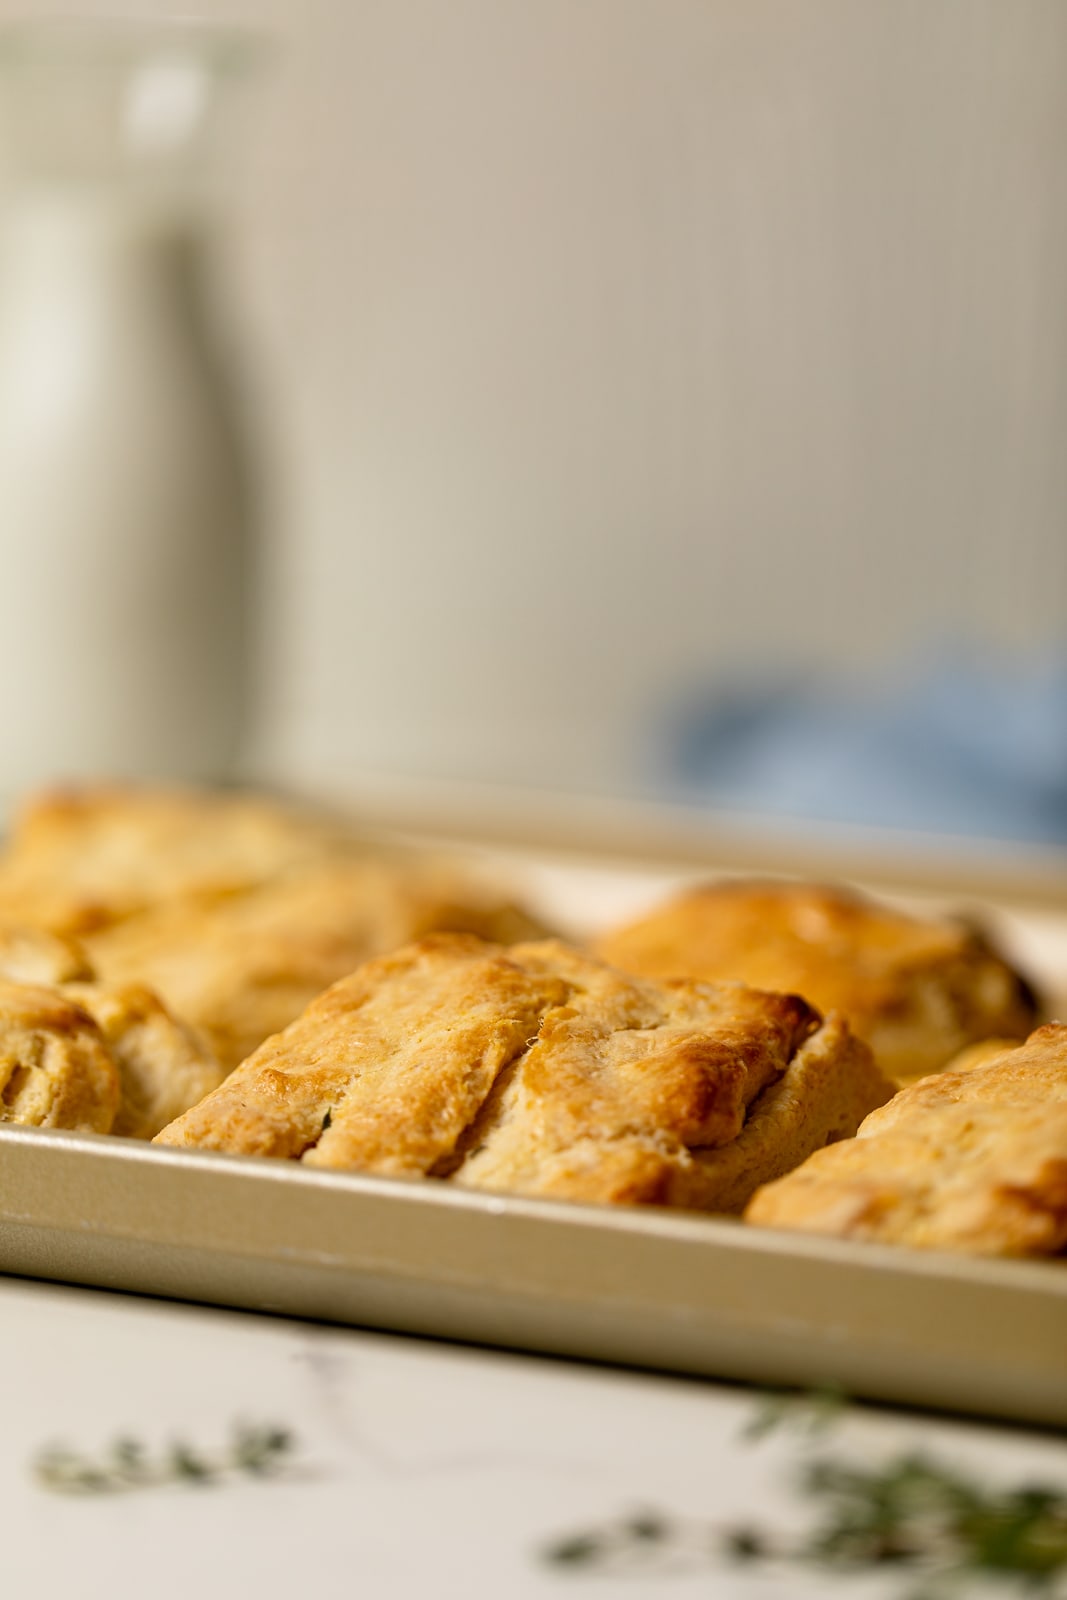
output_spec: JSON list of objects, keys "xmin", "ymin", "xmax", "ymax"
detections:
[
  {"xmin": 745, "ymin": 1023, "xmax": 1067, "ymax": 1255},
  {"xmin": 595, "ymin": 880, "xmax": 1038, "ymax": 1086},
  {"xmin": 0, "ymin": 979, "xmax": 120, "ymax": 1133},
  {"xmin": 155, "ymin": 935, "xmax": 892, "ymax": 1213}
]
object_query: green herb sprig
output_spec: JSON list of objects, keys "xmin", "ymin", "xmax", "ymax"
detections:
[
  {"xmin": 728, "ymin": 1453, "xmax": 1067, "ymax": 1597},
  {"xmin": 743, "ymin": 1381, "xmax": 848, "ymax": 1441},
  {"xmin": 34, "ymin": 1421, "xmax": 295, "ymax": 1495},
  {"xmin": 541, "ymin": 1392, "xmax": 1067, "ymax": 1596}
]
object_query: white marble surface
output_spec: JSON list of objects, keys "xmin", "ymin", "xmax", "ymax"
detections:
[{"xmin": 2, "ymin": 1276, "xmax": 1064, "ymax": 1600}]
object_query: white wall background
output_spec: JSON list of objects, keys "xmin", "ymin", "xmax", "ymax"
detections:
[{"xmin": 9, "ymin": 0, "xmax": 1067, "ymax": 796}]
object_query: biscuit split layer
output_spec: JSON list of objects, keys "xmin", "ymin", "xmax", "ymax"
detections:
[
  {"xmin": 156, "ymin": 935, "xmax": 893, "ymax": 1212},
  {"xmin": 745, "ymin": 1023, "xmax": 1067, "ymax": 1256}
]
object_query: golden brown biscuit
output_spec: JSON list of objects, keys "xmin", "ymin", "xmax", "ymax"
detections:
[
  {"xmin": 0, "ymin": 979, "xmax": 120, "ymax": 1133},
  {"xmin": 745, "ymin": 1023, "xmax": 1067, "ymax": 1256},
  {"xmin": 465, "ymin": 1010, "xmax": 889, "ymax": 1213},
  {"xmin": 64, "ymin": 982, "xmax": 225, "ymax": 1140},
  {"xmin": 0, "ymin": 782, "xmax": 550, "ymax": 1068},
  {"xmin": 156, "ymin": 935, "xmax": 892, "ymax": 1213},
  {"xmin": 595, "ymin": 880, "xmax": 1038, "ymax": 1085},
  {"xmin": 89, "ymin": 860, "xmax": 549, "ymax": 1070},
  {"xmin": 0, "ymin": 923, "xmax": 94, "ymax": 985},
  {"xmin": 158, "ymin": 933, "xmax": 571, "ymax": 1165},
  {"xmin": 676, "ymin": 1014, "xmax": 893, "ymax": 1215},
  {"xmin": 0, "ymin": 784, "xmax": 360, "ymax": 936}
]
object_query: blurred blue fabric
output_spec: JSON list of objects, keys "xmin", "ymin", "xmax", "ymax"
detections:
[{"xmin": 670, "ymin": 650, "xmax": 1067, "ymax": 846}]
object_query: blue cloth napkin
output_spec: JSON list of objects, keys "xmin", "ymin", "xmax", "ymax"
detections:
[{"xmin": 668, "ymin": 650, "xmax": 1067, "ymax": 846}]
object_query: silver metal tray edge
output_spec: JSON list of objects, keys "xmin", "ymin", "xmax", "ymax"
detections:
[{"xmin": 1, "ymin": 1126, "xmax": 1064, "ymax": 1427}]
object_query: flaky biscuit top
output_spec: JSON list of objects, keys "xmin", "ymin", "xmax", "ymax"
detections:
[
  {"xmin": 745, "ymin": 1022, "xmax": 1067, "ymax": 1256},
  {"xmin": 155, "ymin": 934, "xmax": 891, "ymax": 1212}
]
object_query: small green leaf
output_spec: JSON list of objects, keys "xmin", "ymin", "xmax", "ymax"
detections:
[
  {"xmin": 725, "ymin": 1527, "xmax": 767, "ymax": 1561},
  {"xmin": 543, "ymin": 1534, "xmax": 604, "ymax": 1566},
  {"xmin": 111, "ymin": 1438, "xmax": 148, "ymax": 1481},
  {"xmin": 744, "ymin": 1388, "xmax": 795, "ymax": 1440},
  {"xmin": 32, "ymin": 1422, "xmax": 298, "ymax": 1496},
  {"xmin": 170, "ymin": 1444, "xmax": 213, "ymax": 1482},
  {"xmin": 625, "ymin": 1513, "xmax": 669, "ymax": 1542}
]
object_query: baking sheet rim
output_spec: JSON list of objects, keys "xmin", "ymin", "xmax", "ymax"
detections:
[{"xmin": 1, "ymin": 1126, "xmax": 1064, "ymax": 1429}]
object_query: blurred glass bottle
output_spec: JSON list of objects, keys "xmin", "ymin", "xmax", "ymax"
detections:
[{"xmin": 0, "ymin": 21, "xmax": 259, "ymax": 797}]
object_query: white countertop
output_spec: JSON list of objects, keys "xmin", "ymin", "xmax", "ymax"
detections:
[{"xmin": 2, "ymin": 1276, "xmax": 1064, "ymax": 1600}]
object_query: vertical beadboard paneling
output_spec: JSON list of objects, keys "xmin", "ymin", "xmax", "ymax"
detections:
[{"xmin": 4, "ymin": 0, "xmax": 1065, "ymax": 790}]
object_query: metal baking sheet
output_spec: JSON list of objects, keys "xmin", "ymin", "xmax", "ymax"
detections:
[
  {"xmin": 0, "ymin": 1125, "xmax": 1064, "ymax": 1426},
  {"xmin": 0, "ymin": 831, "xmax": 1064, "ymax": 1426}
]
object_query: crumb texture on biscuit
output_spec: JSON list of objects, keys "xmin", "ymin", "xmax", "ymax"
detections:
[
  {"xmin": 595, "ymin": 879, "xmax": 1038, "ymax": 1084},
  {"xmin": 745, "ymin": 1022, "xmax": 1067, "ymax": 1255}
]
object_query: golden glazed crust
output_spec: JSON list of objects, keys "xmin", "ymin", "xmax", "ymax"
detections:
[
  {"xmin": 669, "ymin": 1016, "xmax": 892, "ymax": 1212},
  {"xmin": 0, "ymin": 784, "xmax": 362, "ymax": 937},
  {"xmin": 453, "ymin": 1010, "xmax": 885, "ymax": 1210},
  {"xmin": 744, "ymin": 1023, "xmax": 1067, "ymax": 1256},
  {"xmin": 156, "ymin": 935, "xmax": 892, "ymax": 1213},
  {"xmin": 65, "ymin": 982, "xmax": 225, "ymax": 1141},
  {"xmin": 0, "ymin": 979, "xmax": 120, "ymax": 1133},
  {"xmin": 88, "ymin": 860, "xmax": 549, "ymax": 1071},
  {"xmin": 594, "ymin": 880, "xmax": 1038, "ymax": 1085}
]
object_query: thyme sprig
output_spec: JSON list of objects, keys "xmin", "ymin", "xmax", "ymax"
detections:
[
  {"xmin": 542, "ymin": 1393, "xmax": 1067, "ymax": 1595},
  {"xmin": 34, "ymin": 1421, "xmax": 295, "ymax": 1494},
  {"xmin": 743, "ymin": 1381, "xmax": 849, "ymax": 1441},
  {"xmin": 727, "ymin": 1454, "xmax": 1067, "ymax": 1596}
]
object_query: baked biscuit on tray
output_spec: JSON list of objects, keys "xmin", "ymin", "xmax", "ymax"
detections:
[
  {"xmin": 0, "ymin": 979, "xmax": 120, "ymax": 1133},
  {"xmin": 595, "ymin": 880, "xmax": 1038, "ymax": 1086},
  {"xmin": 155, "ymin": 935, "xmax": 893, "ymax": 1213},
  {"xmin": 0, "ymin": 784, "xmax": 361, "ymax": 937},
  {"xmin": 0, "ymin": 923, "xmax": 93, "ymax": 985},
  {"xmin": 0, "ymin": 784, "xmax": 551, "ymax": 1070},
  {"xmin": 745, "ymin": 1024, "xmax": 1067, "ymax": 1256},
  {"xmin": 65, "ymin": 982, "xmax": 224, "ymax": 1141},
  {"xmin": 88, "ymin": 860, "xmax": 549, "ymax": 1071}
]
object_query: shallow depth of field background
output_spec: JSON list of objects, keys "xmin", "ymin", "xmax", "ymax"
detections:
[{"xmin": 8, "ymin": 0, "xmax": 1067, "ymax": 821}]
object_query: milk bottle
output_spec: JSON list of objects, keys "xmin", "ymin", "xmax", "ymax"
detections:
[{"xmin": 0, "ymin": 23, "xmax": 257, "ymax": 797}]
